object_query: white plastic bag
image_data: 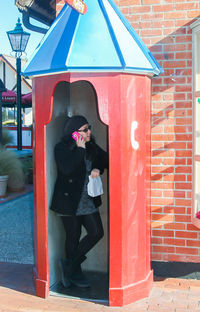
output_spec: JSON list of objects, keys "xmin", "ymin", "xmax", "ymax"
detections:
[{"xmin": 87, "ymin": 175, "xmax": 103, "ymax": 197}]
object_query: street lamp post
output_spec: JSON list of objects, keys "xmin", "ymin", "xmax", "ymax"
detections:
[
  {"xmin": 7, "ymin": 18, "xmax": 30, "ymax": 150},
  {"xmin": 0, "ymin": 79, "xmax": 7, "ymax": 147}
]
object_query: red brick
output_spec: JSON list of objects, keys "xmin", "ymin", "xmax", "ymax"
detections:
[
  {"xmin": 164, "ymin": 142, "xmax": 186, "ymax": 149},
  {"xmin": 164, "ymin": 174, "xmax": 186, "ymax": 182},
  {"xmin": 164, "ymin": 44, "xmax": 187, "ymax": 52},
  {"xmin": 152, "ymin": 20, "xmax": 174, "ymax": 28},
  {"xmin": 151, "ymin": 237, "xmax": 163, "ymax": 244},
  {"xmin": 175, "ymin": 215, "xmax": 191, "ymax": 223},
  {"xmin": 187, "ymin": 92, "xmax": 192, "ymax": 100},
  {"xmin": 141, "ymin": 29, "xmax": 163, "ymax": 37},
  {"xmin": 187, "ymin": 224, "xmax": 200, "ymax": 231},
  {"xmin": 175, "ymin": 201, "xmax": 191, "ymax": 209},
  {"xmin": 151, "ymin": 182, "xmax": 174, "ymax": 189},
  {"xmin": 174, "ymin": 93, "xmax": 186, "ymax": 100},
  {"xmin": 164, "ymin": 12, "xmax": 187, "ymax": 19},
  {"xmin": 150, "ymin": 45, "xmax": 163, "ymax": 54},
  {"xmin": 175, "ymin": 167, "xmax": 192, "ymax": 174},
  {"xmin": 151, "ymin": 125, "xmax": 164, "ymax": 133},
  {"xmin": 187, "ymin": 142, "xmax": 192, "ymax": 149},
  {"xmin": 151, "ymin": 158, "xmax": 162, "ymax": 165},
  {"xmin": 176, "ymin": 231, "xmax": 197, "ymax": 239},
  {"xmin": 152, "ymin": 93, "xmax": 162, "ymax": 101},
  {"xmin": 152, "ymin": 166, "xmax": 174, "ymax": 174},
  {"xmin": 129, "ymin": 5, "xmax": 151, "ymax": 14},
  {"xmin": 152, "ymin": 229, "xmax": 174, "ymax": 237},
  {"xmin": 163, "ymin": 206, "xmax": 174, "ymax": 213},
  {"xmin": 151, "ymin": 206, "xmax": 163, "ymax": 213},
  {"xmin": 175, "ymin": 69, "xmax": 192, "ymax": 76},
  {"xmin": 176, "ymin": 150, "xmax": 192, "ymax": 157},
  {"xmin": 151, "ymin": 190, "xmax": 163, "ymax": 197},
  {"xmin": 163, "ymin": 60, "xmax": 186, "ymax": 69},
  {"xmin": 153, "ymin": 246, "xmax": 175, "ymax": 253},
  {"xmin": 176, "ymin": 247, "xmax": 198, "ymax": 255},
  {"xmin": 151, "ymin": 253, "xmax": 163, "ymax": 261},
  {"xmin": 163, "ymin": 158, "xmax": 185, "ymax": 165},
  {"xmin": 186, "ymin": 240, "xmax": 200, "ymax": 247},
  {"xmin": 151, "ymin": 142, "xmax": 163, "ymax": 149},
  {"xmin": 176, "ymin": 35, "xmax": 192, "ymax": 43},
  {"xmin": 187, "ymin": 191, "xmax": 192, "ymax": 198},
  {"xmin": 187, "ymin": 158, "xmax": 192, "ymax": 165},
  {"xmin": 176, "ymin": 3, "xmax": 199, "ymax": 11},
  {"xmin": 174, "ymin": 126, "xmax": 191, "ymax": 133},
  {"xmin": 176, "ymin": 85, "xmax": 192, "ymax": 92},
  {"xmin": 151, "ymin": 221, "xmax": 165, "ymax": 228},
  {"xmin": 164, "ymin": 222, "xmax": 185, "ymax": 230},
  {"xmin": 164, "ymin": 238, "xmax": 185, "ymax": 246},
  {"xmin": 176, "ymin": 118, "xmax": 192, "ymax": 125},
  {"xmin": 151, "ymin": 198, "xmax": 174, "ymax": 206},
  {"xmin": 174, "ymin": 207, "xmax": 186, "ymax": 214},
  {"xmin": 175, "ymin": 182, "xmax": 192, "ymax": 190},
  {"xmin": 131, "ymin": 21, "xmax": 152, "ymax": 30},
  {"xmin": 152, "ymin": 134, "xmax": 175, "ymax": 141},
  {"xmin": 175, "ymin": 101, "xmax": 192, "ymax": 109},
  {"xmin": 151, "ymin": 174, "xmax": 163, "ymax": 181},
  {"xmin": 164, "ymin": 77, "xmax": 186, "ymax": 85},
  {"xmin": 142, "ymin": 0, "xmax": 161, "ymax": 4},
  {"xmin": 188, "ymin": 10, "xmax": 200, "ymax": 18},
  {"xmin": 153, "ymin": 4, "xmax": 174, "ymax": 12},
  {"xmin": 174, "ymin": 191, "xmax": 186, "ymax": 198},
  {"xmin": 176, "ymin": 19, "xmax": 192, "ymax": 27},
  {"xmin": 119, "ymin": 0, "xmax": 140, "ymax": 5},
  {"xmin": 176, "ymin": 52, "xmax": 192, "ymax": 59},
  {"xmin": 176, "ymin": 134, "xmax": 192, "ymax": 141}
]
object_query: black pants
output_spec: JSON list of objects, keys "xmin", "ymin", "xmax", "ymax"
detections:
[{"xmin": 61, "ymin": 212, "xmax": 104, "ymax": 265}]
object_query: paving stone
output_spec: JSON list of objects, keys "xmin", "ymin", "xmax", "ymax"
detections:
[{"xmin": 0, "ymin": 192, "xmax": 34, "ymax": 264}]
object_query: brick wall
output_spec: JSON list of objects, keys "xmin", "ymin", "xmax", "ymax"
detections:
[
  {"xmin": 117, "ymin": 0, "xmax": 200, "ymax": 263},
  {"xmin": 56, "ymin": 0, "xmax": 200, "ymax": 263}
]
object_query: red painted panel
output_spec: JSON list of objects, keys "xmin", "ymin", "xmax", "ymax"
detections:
[{"xmin": 108, "ymin": 74, "xmax": 152, "ymax": 306}]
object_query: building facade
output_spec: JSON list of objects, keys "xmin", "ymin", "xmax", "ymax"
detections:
[{"xmin": 56, "ymin": 0, "xmax": 200, "ymax": 267}]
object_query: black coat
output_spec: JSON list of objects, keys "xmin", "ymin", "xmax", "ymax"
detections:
[{"xmin": 50, "ymin": 137, "xmax": 108, "ymax": 216}]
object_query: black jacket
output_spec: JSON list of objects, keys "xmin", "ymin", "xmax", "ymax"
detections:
[{"xmin": 50, "ymin": 137, "xmax": 108, "ymax": 216}]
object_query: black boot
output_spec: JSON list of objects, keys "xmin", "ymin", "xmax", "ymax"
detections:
[
  {"xmin": 70, "ymin": 265, "xmax": 90, "ymax": 288},
  {"xmin": 59, "ymin": 259, "xmax": 71, "ymax": 288},
  {"xmin": 59, "ymin": 255, "xmax": 87, "ymax": 287}
]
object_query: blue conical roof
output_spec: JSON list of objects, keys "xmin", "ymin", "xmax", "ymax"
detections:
[{"xmin": 22, "ymin": 0, "xmax": 163, "ymax": 77}]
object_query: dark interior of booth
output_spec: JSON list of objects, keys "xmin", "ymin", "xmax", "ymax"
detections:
[{"xmin": 47, "ymin": 81, "xmax": 109, "ymax": 303}]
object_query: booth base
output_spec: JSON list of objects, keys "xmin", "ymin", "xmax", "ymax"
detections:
[
  {"xmin": 50, "ymin": 271, "xmax": 108, "ymax": 304},
  {"xmin": 33, "ymin": 266, "xmax": 49, "ymax": 298},
  {"xmin": 109, "ymin": 269, "xmax": 153, "ymax": 307}
]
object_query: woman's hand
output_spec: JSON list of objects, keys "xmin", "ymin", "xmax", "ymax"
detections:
[
  {"xmin": 91, "ymin": 168, "xmax": 100, "ymax": 178},
  {"xmin": 76, "ymin": 136, "xmax": 85, "ymax": 148}
]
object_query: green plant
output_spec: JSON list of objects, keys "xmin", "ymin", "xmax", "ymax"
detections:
[
  {"xmin": 21, "ymin": 156, "xmax": 33, "ymax": 184},
  {"xmin": 1, "ymin": 129, "xmax": 13, "ymax": 147},
  {"xmin": 0, "ymin": 149, "xmax": 25, "ymax": 190}
]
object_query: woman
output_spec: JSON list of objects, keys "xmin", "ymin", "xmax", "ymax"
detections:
[{"xmin": 51, "ymin": 115, "xmax": 108, "ymax": 288}]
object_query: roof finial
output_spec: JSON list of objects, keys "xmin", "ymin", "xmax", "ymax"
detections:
[{"xmin": 65, "ymin": 0, "xmax": 87, "ymax": 15}]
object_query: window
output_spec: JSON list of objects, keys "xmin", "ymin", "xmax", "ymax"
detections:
[{"xmin": 191, "ymin": 20, "xmax": 200, "ymax": 228}]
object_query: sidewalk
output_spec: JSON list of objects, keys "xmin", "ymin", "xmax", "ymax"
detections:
[
  {"xmin": 1, "ymin": 265, "xmax": 200, "ymax": 312},
  {"xmin": 0, "ymin": 191, "xmax": 34, "ymax": 264},
  {"xmin": 1, "ymin": 190, "xmax": 200, "ymax": 311}
]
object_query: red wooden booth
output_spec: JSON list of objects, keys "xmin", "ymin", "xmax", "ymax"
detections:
[{"xmin": 22, "ymin": 0, "xmax": 162, "ymax": 306}]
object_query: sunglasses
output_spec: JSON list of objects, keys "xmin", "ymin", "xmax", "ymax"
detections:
[{"xmin": 78, "ymin": 125, "xmax": 91, "ymax": 133}]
